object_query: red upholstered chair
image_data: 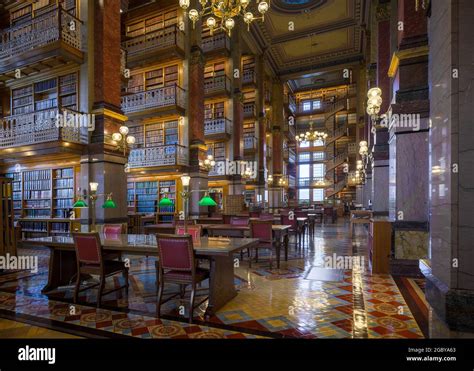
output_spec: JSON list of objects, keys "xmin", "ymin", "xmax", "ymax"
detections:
[
  {"xmin": 155, "ymin": 234, "xmax": 210, "ymax": 323},
  {"xmin": 249, "ymin": 211, "xmax": 260, "ymax": 218},
  {"xmin": 102, "ymin": 224, "xmax": 125, "ymax": 261},
  {"xmin": 72, "ymin": 232, "xmax": 129, "ymax": 307},
  {"xmin": 230, "ymin": 216, "xmax": 249, "ymax": 226},
  {"xmin": 280, "ymin": 213, "xmax": 301, "ymax": 249},
  {"xmin": 175, "ymin": 225, "xmax": 202, "ymax": 244},
  {"xmin": 323, "ymin": 207, "xmax": 336, "ymax": 224},
  {"xmin": 260, "ymin": 213, "xmax": 275, "ymax": 221},
  {"xmin": 249, "ymin": 220, "xmax": 275, "ymax": 267}
]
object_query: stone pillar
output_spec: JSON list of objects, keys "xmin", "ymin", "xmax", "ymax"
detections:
[
  {"xmin": 256, "ymin": 55, "xmax": 266, "ymax": 205},
  {"xmin": 269, "ymin": 79, "xmax": 284, "ymax": 209},
  {"xmin": 426, "ymin": 0, "xmax": 474, "ymax": 332},
  {"xmin": 186, "ymin": 21, "xmax": 208, "ymax": 216},
  {"xmin": 82, "ymin": 0, "xmax": 127, "ymax": 230},
  {"xmin": 370, "ymin": 1, "xmax": 391, "ymax": 215},
  {"xmin": 229, "ymin": 23, "xmax": 244, "ymax": 195},
  {"xmin": 387, "ymin": 0, "xmax": 430, "ymax": 275}
]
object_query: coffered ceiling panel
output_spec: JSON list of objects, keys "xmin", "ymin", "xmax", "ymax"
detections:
[{"xmin": 250, "ymin": 0, "xmax": 367, "ymax": 78}]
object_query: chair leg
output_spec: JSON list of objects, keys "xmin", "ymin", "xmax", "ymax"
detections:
[
  {"xmin": 189, "ymin": 283, "xmax": 196, "ymax": 324},
  {"xmin": 155, "ymin": 267, "xmax": 160, "ymax": 295},
  {"xmin": 97, "ymin": 275, "xmax": 105, "ymax": 308},
  {"xmin": 255, "ymin": 247, "xmax": 258, "ymax": 262},
  {"xmin": 73, "ymin": 272, "xmax": 81, "ymax": 304},
  {"xmin": 157, "ymin": 279, "xmax": 164, "ymax": 317},
  {"xmin": 180, "ymin": 284, "xmax": 186, "ymax": 299},
  {"xmin": 123, "ymin": 268, "xmax": 129, "ymax": 294}
]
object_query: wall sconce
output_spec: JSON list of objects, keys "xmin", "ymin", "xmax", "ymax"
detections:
[
  {"xmin": 73, "ymin": 182, "xmax": 117, "ymax": 232},
  {"xmin": 366, "ymin": 88, "xmax": 382, "ymax": 123},
  {"xmin": 201, "ymin": 154, "xmax": 216, "ymax": 171},
  {"xmin": 267, "ymin": 174, "xmax": 273, "ymax": 185},
  {"xmin": 359, "ymin": 141, "xmax": 369, "ymax": 159}
]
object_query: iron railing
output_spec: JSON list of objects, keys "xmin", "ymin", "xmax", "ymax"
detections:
[
  {"xmin": 121, "ymin": 85, "xmax": 185, "ymax": 114},
  {"xmin": 204, "ymin": 118, "xmax": 231, "ymax": 136},
  {"xmin": 122, "ymin": 24, "xmax": 184, "ymax": 57},
  {"xmin": 128, "ymin": 144, "xmax": 188, "ymax": 168}
]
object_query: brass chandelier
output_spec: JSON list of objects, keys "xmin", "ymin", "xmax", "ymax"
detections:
[
  {"xmin": 179, "ymin": 0, "xmax": 270, "ymax": 36},
  {"xmin": 295, "ymin": 123, "xmax": 328, "ymax": 144}
]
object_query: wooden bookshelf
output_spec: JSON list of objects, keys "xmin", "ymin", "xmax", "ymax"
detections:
[
  {"xmin": 3, "ymin": 167, "xmax": 79, "ymax": 239},
  {"xmin": 125, "ymin": 64, "xmax": 179, "ymax": 94},
  {"xmin": 207, "ymin": 142, "xmax": 226, "ymax": 162},
  {"xmin": 0, "ymin": 177, "xmax": 16, "ymax": 257},
  {"xmin": 11, "ymin": 72, "xmax": 78, "ymax": 115},
  {"xmin": 204, "ymin": 60, "xmax": 226, "ymax": 79},
  {"xmin": 125, "ymin": 9, "xmax": 178, "ymax": 39},
  {"xmin": 10, "ymin": 1, "xmax": 77, "ymax": 26},
  {"xmin": 127, "ymin": 179, "xmax": 176, "ymax": 220},
  {"xmin": 128, "ymin": 119, "xmax": 179, "ymax": 149},
  {"xmin": 204, "ymin": 101, "xmax": 225, "ymax": 120},
  {"xmin": 135, "ymin": 181, "xmax": 158, "ymax": 213}
]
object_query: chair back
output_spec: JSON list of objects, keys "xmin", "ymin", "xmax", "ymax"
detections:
[
  {"xmin": 323, "ymin": 207, "xmax": 334, "ymax": 216},
  {"xmin": 103, "ymin": 224, "xmax": 124, "ymax": 235},
  {"xmin": 223, "ymin": 214, "xmax": 232, "ymax": 224},
  {"xmin": 249, "ymin": 211, "xmax": 260, "ymax": 218},
  {"xmin": 295, "ymin": 210, "xmax": 308, "ymax": 219},
  {"xmin": 175, "ymin": 225, "xmax": 202, "ymax": 243},
  {"xmin": 230, "ymin": 216, "xmax": 249, "ymax": 226},
  {"xmin": 156, "ymin": 234, "xmax": 195, "ymax": 272},
  {"xmin": 72, "ymin": 232, "xmax": 103, "ymax": 265},
  {"xmin": 250, "ymin": 221, "xmax": 273, "ymax": 243},
  {"xmin": 260, "ymin": 213, "xmax": 275, "ymax": 221},
  {"xmin": 280, "ymin": 214, "xmax": 297, "ymax": 229},
  {"xmin": 173, "ymin": 217, "xmax": 195, "ymax": 226}
]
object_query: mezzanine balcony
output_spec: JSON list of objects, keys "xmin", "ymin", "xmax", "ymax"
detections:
[
  {"xmin": 0, "ymin": 108, "xmax": 88, "ymax": 158},
  {"xmin": 202, "ymin": 32, "xmax": 230, "ymax": 55},
  {"xmin": 242, "ymin": 70, "xmax": 256, "ymax": 86},
  {"xmin": 204, "ymin": 118, "xmax": 232, "ymax": 140},
  {"xmin": 204, "ymin": 75, "xmax": 231, "ymax": 97},
  {"xmin": 122, "ymin": 25, "xmax": 185, "ymax": 68},
  {"xmin": 127, "ymin": 144, "xmax": 188, "ymax": 170},
  {"xmin": 121, "ymin": 85, "xmax": 186, "ymax": 118},
  {"xmin": 0, "ymin": 7, "xmax": 83, "ymax": 80},
  {"xmin": 243, "ymin": 102, "xmax": 256, "ymax": 119},
  {"xmin": 244, "ymin": 136, "xmax": 257, "ymax": 152}
]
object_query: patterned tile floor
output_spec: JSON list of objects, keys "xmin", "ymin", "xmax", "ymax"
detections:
[{"xmin": 0, "ymin": 219, "xmax": 427, "ymax": 339}]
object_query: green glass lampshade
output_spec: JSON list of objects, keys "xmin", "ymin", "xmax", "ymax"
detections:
[
  {"xmin": 102, "ymin": 195, "xmax": 117, "ymax": 209},
  {"xmin": 158, "ymin": 195, "xmax": 174, "ymax": 206},
  {"xmin": 73, "ymin": 199, "xmax": 88, "ymax": 208},
  {"xmin": 199, "ymin": 194, "xmax": 217, "ymax": 207}
]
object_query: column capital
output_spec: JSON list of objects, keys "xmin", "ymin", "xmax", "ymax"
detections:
[{"xmin": 376, "ymin": 3, "xmax": 391, "ymax": 21}]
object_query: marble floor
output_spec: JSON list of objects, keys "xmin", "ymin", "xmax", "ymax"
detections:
[{"xmin": 0, "ymin": 219, "xmax": 470, "ymax": 339}]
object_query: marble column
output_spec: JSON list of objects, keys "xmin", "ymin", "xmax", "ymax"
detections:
[
  {"xmin": 82, "ymin": 0, "xmax": 127, "ymax": 230},
  {"xmin": 370, "ymin": 2, "xmax": 391, "ymax": 215},
  {"xmin": 256, "ymin": 56, "xmax": 267, "ymax": 205},
  {"xmin": 269, "ymin": 79, "xmax": 284, "ymax": 208},
  {"xmin": 387, "ymin": 0, "xmax": 430, "ymax": 276},
  {"xmin": 186, "ymin": 28, "xmax": 208, "ymax": 216},
  {"xmin": 229, "ymin": 23, "xmax": 244, "ymax": 196},
  {"xmin": 426, "ymin": 0, "xmax": 474, "ymax": 331}
]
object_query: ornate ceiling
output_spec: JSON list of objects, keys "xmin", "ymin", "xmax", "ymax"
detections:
[{"xmin": 249, "ymin": 0, "xmax": 368, "ymax": 80}]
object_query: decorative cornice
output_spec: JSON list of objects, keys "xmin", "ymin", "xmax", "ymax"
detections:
[
  {"xmin": 388, "ymin": 45, "xmax": 429, "ymax": 78},
  {"xmin": 92, "ymin": 108, "xmax": 128, "ymax": 122}
]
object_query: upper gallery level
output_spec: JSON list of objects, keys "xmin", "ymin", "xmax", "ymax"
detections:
[
  {"xmin": 0, "ymin": 1, "xmax": 83, "ymax": 82},
  {"xmin": 121, "ymin": 62, "xmax": 186, "ymax": 118},
  {"xmin": 0, "ymin": 70, "xmax": 88, "ymax": 158}
]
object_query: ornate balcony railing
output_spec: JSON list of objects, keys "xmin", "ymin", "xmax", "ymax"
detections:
[
  {"xmin": 243, "ymin": 102, "xmax": 256, "ymax": 118},
  {"xmin": 242, "ymin": 69, "xmax": 256, "ymax": 85},
  {"xmin": 121, "ymin": 85, "xmax": 185, "ymax": 114},
  {"xmin": 0, "ymin": 7, "xmax": 82, "ymax": 62},
  {"xmin": 325, "ymin": 149, "xmax": 348, "ymax": 172},
  {"xmin": 204, "ymin": 75, "xmax": 231, "ymax": 95},
  {"xmin": 204, "ymin": 118, "xmax": 231, "ymax": 136},
  {"xmin": 0, "ymin": 108, "xmax": 88, "ymax": 149},
  {"xmin": 122, "ymin": 25, "xmax": 184, "ymax": 57},
  {"xmin": 244, "ymin": 136, "xmax": 257, "ymax": 150},
  {"xmin": 128, "ymin": 144, "xmax": 188, "ymax": 168},
  {"xmin": 202, "ymin": 32, "xmax": 230, "ymax": 53}
]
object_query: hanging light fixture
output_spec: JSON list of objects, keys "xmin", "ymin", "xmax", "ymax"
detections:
[
  {"xmin": 366, "ymin": 87, "xmax": 382, "ymax": 123},
  {"xmin": 199, "ymin": 192, "xmax": 218, "ymax": 206},
  {"xmin": 179, "ymin": 0, "xmax": 270, "ymax": 36},
  {"xmin": 295, "ymin": 123, "xmax": 328, "ymax": 144}
]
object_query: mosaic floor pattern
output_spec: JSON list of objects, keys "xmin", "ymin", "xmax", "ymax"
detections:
[{"xmin": 0, "ymin": 220, "xmax": 425, "ymax": 339}]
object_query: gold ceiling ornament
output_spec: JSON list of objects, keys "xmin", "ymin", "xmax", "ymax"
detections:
[{"xmin": 179, "ymin": 0, "xmax": 270, "ymax": 36}]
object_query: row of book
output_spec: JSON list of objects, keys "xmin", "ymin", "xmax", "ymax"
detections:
[
  {"xmin": 51, "ymin": 223, "xmax": 71, "ymax": 233},
  {"xmin": 55, "ymin": 188, "xmax": 73, "ymax": 198},
  {"xmin": 35, "ymin": 98, "xmax": 57, "ymax": 111},
  {"xmin": 24, "ymin": 190, "xmax": 51, "ymax": 199},
  {"xmin": 54, "ymin": 199, "xmax": 73, "ymax": 209},
  {"xmin": 54, "ymin": 210, "xmax": 72, "ymax": 219},
  {"xmin": 23, "ymin": 209, "xmax": 50, "ymax": 218},
  {"xmin": 20, "ymin": 221, "xmax": 47, "ymax": 232},
  {"xmin": 54, "ymin": 178, "xmax": 74, "ymax": 189},
  {"xmin": 24, "ymin": 170, "xmax": 50, "ymax": 181},
  {"xmin": 56, "ymin": 168, "xmax": 74, "ymax": 178},
  {"xmin": 34, "ymin": 78, "xmax": 57, "ymax": 93},
  {"xmin": 25, "ymin": 199, "xmax": 51, "ymax": 208}
]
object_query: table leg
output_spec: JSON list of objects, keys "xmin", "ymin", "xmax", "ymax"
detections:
[
  {"xmin": 43, "ymin": 248, "xmax": 76, "ymax": 293},
  {"xmin": 284, "ymin": 232, "xmax": 289, "ymax": 261},
  {"xmin": 204, "ymin": 255, "xmax": 238, "ymax": 318},
  {"xmin": 275, "ymin": 236, "xmax": 281, "ymax": 269}
]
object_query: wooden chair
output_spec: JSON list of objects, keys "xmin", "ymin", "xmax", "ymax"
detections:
[
  {"xmin": 175, "ymin": 225, "xmax": 202, "ymax": 244},
  {"xmin": 230, "ymin": 216, "xmax": 249, "ymax": 226},
  {"xmin": 72, "ymin": 232, "xmax": 129, "ymax": 307},
  {"xmin": 280, "ymin": 213, "xmax": 301, "ymax": 250},
  {"xmin": 249, "ymin": 220, "xmax": 275, "ymax": 268},
  {"xmin": 155, "ymin": 234, "xmax": 210, "ymax": 323},
  {"xmin": 102, "ymin": 224, "xmax": 126, "ymax": 261}
]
